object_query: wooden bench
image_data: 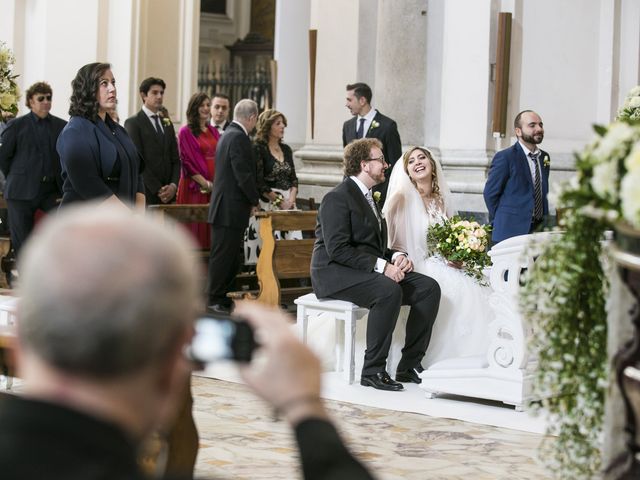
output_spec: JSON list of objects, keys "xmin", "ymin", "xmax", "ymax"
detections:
[{"xmin": 229, "ymin": 210, "xmax": 318, "ymax": 307}]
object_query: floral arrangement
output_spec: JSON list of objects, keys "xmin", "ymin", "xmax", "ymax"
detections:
[
  {"xmin": 426, "ymin": 216, "xmax": 492, "ymax": 285},
  {"xmin": 370, "ymin": 120, "xmax": 380, "ymax": 130},
  {"xmin": 516, "ymin": 87, "xmax": 640, "ymax": 478},
  {"xmin": 372, "ymin": 191, "xmax": 381, "ymax": 204},
  {"xmin": 158, "ymin": 107, "xmax": 172, "ymax": 127},
  {"xmin": 617, "ymin": 85, "xmax": 640, "ymax": 121},
  {"xmin": 0, "ymin": 42, "xmax": 20, "ymax": 115}
]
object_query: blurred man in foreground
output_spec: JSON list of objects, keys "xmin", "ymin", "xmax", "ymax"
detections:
[{"xmin": 0, "ymin": 204, "xmax": 373, "ymax": 480}]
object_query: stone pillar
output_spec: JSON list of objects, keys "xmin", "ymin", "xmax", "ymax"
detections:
[
  {"xmin": 273, "ymin": 0, "xmax": 311, "ymax": 147},
  {"xmin": 374, "ymin": 0, "xmax": 428, "ymax": 147},
  {"xmin": 293, "ymin": 0, "xmax": 361, "ymax": 200}
]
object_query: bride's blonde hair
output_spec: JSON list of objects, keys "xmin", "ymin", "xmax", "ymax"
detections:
[{"xmin": 402, "ymin": 146, "xmax": 441, "ymax": 198}]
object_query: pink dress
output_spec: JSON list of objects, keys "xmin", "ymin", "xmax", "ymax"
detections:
[{"xmin": 177, "ymin": 125, "xmax": 219, "ymax": 249}]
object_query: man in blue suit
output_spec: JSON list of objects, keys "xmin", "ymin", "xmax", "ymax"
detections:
[{"xmin": 483, "ymin": 110, "xmax": 550, "ymax": 244}]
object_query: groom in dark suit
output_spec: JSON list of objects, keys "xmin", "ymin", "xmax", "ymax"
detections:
[
  {"xmin": 342, "ymin": 83, "xmax": 402, "ymax": 207},
  {"xmin": 483, "ymin": 110, "xmax": 550, "ymax": 243},
  {"xmin": 311, "ymin": 138, "xmax": 441, "ymax": 391},
  {"xmin": 124, "ymin": 77, "xmax": 180, "ymax": 205}
]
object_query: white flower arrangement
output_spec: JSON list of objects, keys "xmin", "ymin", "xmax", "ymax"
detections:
[
  {"xmin": 617, "ymin": 84, "xmax": 640, "ymax": 121},
  {"xmin": 370, "ymin": 120, "xmax": 380, "ymax": 130},
  {"xmin": 0, "ymin": 41, "xmax": 20, "ymax": 116}
]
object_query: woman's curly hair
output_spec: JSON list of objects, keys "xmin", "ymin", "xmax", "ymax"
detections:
[
  {"xmin": 255, "ymin": 109, "xmax": 287, "ymax": 144},
  {"xmin": 68, "ymin": 62, "xmax": 111, "ymax": 120},
  {"xmin": 186, "ymin": 92, "xmax": 210, "ymax": 138}
]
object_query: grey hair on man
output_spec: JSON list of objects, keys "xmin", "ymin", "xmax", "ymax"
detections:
[
  {"xmin": 233, "ymin": 98, "xmax": 258, "ymax": 122},
  {"xmin": 17, "ymin": 204, "xmax": 200, "ymax": 378}
]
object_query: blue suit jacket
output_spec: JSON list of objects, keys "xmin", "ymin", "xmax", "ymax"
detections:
[{"xmin": 483, "ymin": 142, "xmax": 550, "ymax": 243}]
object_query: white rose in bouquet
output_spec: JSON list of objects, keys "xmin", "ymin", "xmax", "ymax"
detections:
[{"xmin": 591, "ymin": 160, "xmax": 618, "ymax": 202}]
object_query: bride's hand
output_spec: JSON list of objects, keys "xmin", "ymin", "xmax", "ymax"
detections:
[{"xmin": 447, "ymin": 260, "xmax": 463, "ymax": 269}]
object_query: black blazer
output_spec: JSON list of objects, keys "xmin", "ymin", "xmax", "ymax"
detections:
[
  {"xmin": 56, "ymin": 116, "xmax": 144, "ymax": 206},
  {"xmin": 311, "ymin": 178, "xmax": 394, "ymax": 298},
  {"xmin": 208, "ymin": 122, "xmax": 259, "ymax": 228},
  {"xmin": 342, "ymin": 111, "xmax": 402, "ymax": 168},
  {"xmin": 124, "ymin": 110, "xmax": 180, "ymax": 204},
  {"xmin": 0, "ymin": 112, "xmax": 66, "ymax": 200}
]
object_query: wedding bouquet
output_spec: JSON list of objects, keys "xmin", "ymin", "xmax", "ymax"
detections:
[
  {"xmin": 0, "ymin": 42, "xmax": 20, "ymax": 115},
  {"xmin": 426, "ymin": 216, "xmax": 492, "ymax": 285}
]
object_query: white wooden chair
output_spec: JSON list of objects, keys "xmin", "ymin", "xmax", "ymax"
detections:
[{"xmin": 294, "ymin": 293, "xmax": 368, "ymax": 384}]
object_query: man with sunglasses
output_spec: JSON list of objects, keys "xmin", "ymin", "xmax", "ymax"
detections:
[
  {"xmin": 311, "ymin": 138, "xmax": 441, "ymax": 391},
  {"xmin": 0, "ymin": 81, "xmax": 66, "ymax": 263}
]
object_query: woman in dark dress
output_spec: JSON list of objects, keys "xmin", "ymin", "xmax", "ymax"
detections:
[
  {"xmin": 56, "ymin": 62, "xmax": 145, "ymax": 210},
  {"xmin": 245, "ymin": 109, "xmax": 300, "ymax": 263},
  {"xmin": 253, "ymin": 109, "xmax": 298, "ymax": 211}
]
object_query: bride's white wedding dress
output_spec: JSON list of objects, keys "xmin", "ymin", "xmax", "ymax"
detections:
[{"xmin": 383, "ymin": 156, "xmax": 494, "ymax": 367}]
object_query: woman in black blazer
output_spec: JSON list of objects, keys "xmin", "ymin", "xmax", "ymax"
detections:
[{"xmin": 57, "ymin": 62, "xmax": 145, "ymax": 209}]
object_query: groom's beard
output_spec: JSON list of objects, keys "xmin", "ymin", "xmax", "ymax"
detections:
[{"xmin": 367, "ymin": 169, "xmax": 387, "ymax": 186}]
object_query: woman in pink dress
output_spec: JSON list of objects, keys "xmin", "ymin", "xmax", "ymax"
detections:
[{"xmin": 177, "ymin": 92, "xmax": 220, "ymax": 249}]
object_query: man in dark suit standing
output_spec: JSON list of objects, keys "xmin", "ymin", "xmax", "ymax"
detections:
[
  {"xmin": 483, "ymin": 110, "xmax": 551, "ymax": 243},
  {"xmin": 210, "ymin": 93, "xmax": 231, "ymax": 136},
  {"xmin": 311, "ymin": 138, "xmax": 441, "ymax": 391},
  {"xmin": 0, "ymin": 81, "xmax": 66, "ymax": 257},
  {"xmin": 206, "ymin": 99, "xmax": 260, "ymax": 311},
  {"xmin": 342, "ymin": 83, "xmax": 402, "ymax": 207},
  {"xmin": 124, "ymin": 77, "xmax": 180, "ymax": 205}
]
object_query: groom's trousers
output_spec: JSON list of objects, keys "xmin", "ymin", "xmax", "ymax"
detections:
[{"xmin": 329, "ymin": 271, "xmax": 440, "ymax": 376}]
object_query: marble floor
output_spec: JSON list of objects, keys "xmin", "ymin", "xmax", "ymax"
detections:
[{"xmin": 192, "ymin": 376, "xmax": 552, "ymax": 479}]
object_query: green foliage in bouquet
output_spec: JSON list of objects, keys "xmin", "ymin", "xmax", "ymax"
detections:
[
  {"xmin": 0, "ymin": 42, "xmax": 20, "ymax": 116},
  {"xmin": 517, "ymin": 87, "xmax": 640, "ymax": 477},
  {"xmin": 426, "ymin": 216, "xmax": 492, "ymax": 285}
]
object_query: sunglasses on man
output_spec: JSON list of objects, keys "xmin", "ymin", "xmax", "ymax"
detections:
[{"xmin": 35, "ymin": 94, "xmax": 52, "ymax": 102}]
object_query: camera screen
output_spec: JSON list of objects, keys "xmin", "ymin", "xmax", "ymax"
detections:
[{"xmin": 186, "ymin": 314, "xmax": 256, "ymax": 365}]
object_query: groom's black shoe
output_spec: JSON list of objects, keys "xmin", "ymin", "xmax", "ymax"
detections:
[
  {"xmin": 360, "ymin": 371, "xmax": 404, "ymax": 391},
  {"xmin": 395, "ymin": 365, "xmax": 425, "ymax": 384}
]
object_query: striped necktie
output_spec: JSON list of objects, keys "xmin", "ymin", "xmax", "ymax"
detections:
[
  {"xmin": 365, "ymin": 190, "xmax": 381, "ymax": 228},
  {"xmin": 530, "ymin": 152, "xmax": 543, "ymax": 221}
]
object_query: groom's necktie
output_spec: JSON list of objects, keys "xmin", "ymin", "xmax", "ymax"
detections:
[
  {"xmin": 356, "ymin": 118, "xmax": 366, "ymax": 139},
  {"xmin": 365, "ymin": 190, "xmax": 381, "ymax": 229},
  {"xmin": 529, "ymin": 152, "xmax": 543, "ymax": 221}
]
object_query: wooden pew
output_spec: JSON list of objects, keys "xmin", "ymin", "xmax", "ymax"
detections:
[{"xmin": 236, "ymin": 210, "xmax": 317, "ymax": 307}]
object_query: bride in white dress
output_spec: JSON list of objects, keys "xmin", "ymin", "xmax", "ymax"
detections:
[{"xmin": 382, "ymin": 147, "xmax": 494, "ymax": 367}]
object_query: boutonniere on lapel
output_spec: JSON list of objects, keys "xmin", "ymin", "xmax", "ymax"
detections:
[
  {"xmin": 543, "ymin": 155, "xmax": 550, "ymax": 168},
  {"xmin": 370, "ymin": 120, "xmax": 380, "ymax": 130},
  {"xmin": 158, "ymin": 109, "xmax": 172, "ymax": 127},
  {"xmin": 372, "ymin": 191, "xmax": 382, "ymax": 204}
]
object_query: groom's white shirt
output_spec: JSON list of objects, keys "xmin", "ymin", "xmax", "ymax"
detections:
[{"xmin": 349, "ymin": 175, "xmax": 406, "ymax": 273}]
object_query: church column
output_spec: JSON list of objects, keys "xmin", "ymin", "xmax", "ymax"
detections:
[
  {"xmin": 374, "ymin": 0, "xmax": 428, "ymax": 147},
  {"xmin": 435, "ymin": 0, "xmax": 496, "ymax": 212},
  {"xmin": 273, "ymin": 0, "xmax": 311, "ymax": 147},
  {"xmin": 293, "ymin": 0, "xmax": 362, "ymax": 200}
]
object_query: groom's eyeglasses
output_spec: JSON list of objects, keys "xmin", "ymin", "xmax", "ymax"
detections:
[{"xmin": 368, "ymin": 155, "xmax": 386, "ymax": 164}]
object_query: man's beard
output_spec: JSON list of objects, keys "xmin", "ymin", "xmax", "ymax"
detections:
[
  {"xmin": 521, "ymin": 131, "xmax": 544, "ymax": 145},
  {"xmin": 367, "ymin": 170, "xmax": 386, "ymax": 185}
]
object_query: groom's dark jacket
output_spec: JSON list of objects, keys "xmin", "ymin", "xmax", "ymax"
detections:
[{"xmin": 311, "ymin": 177, "xmax": 397, "ymax": 298}]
